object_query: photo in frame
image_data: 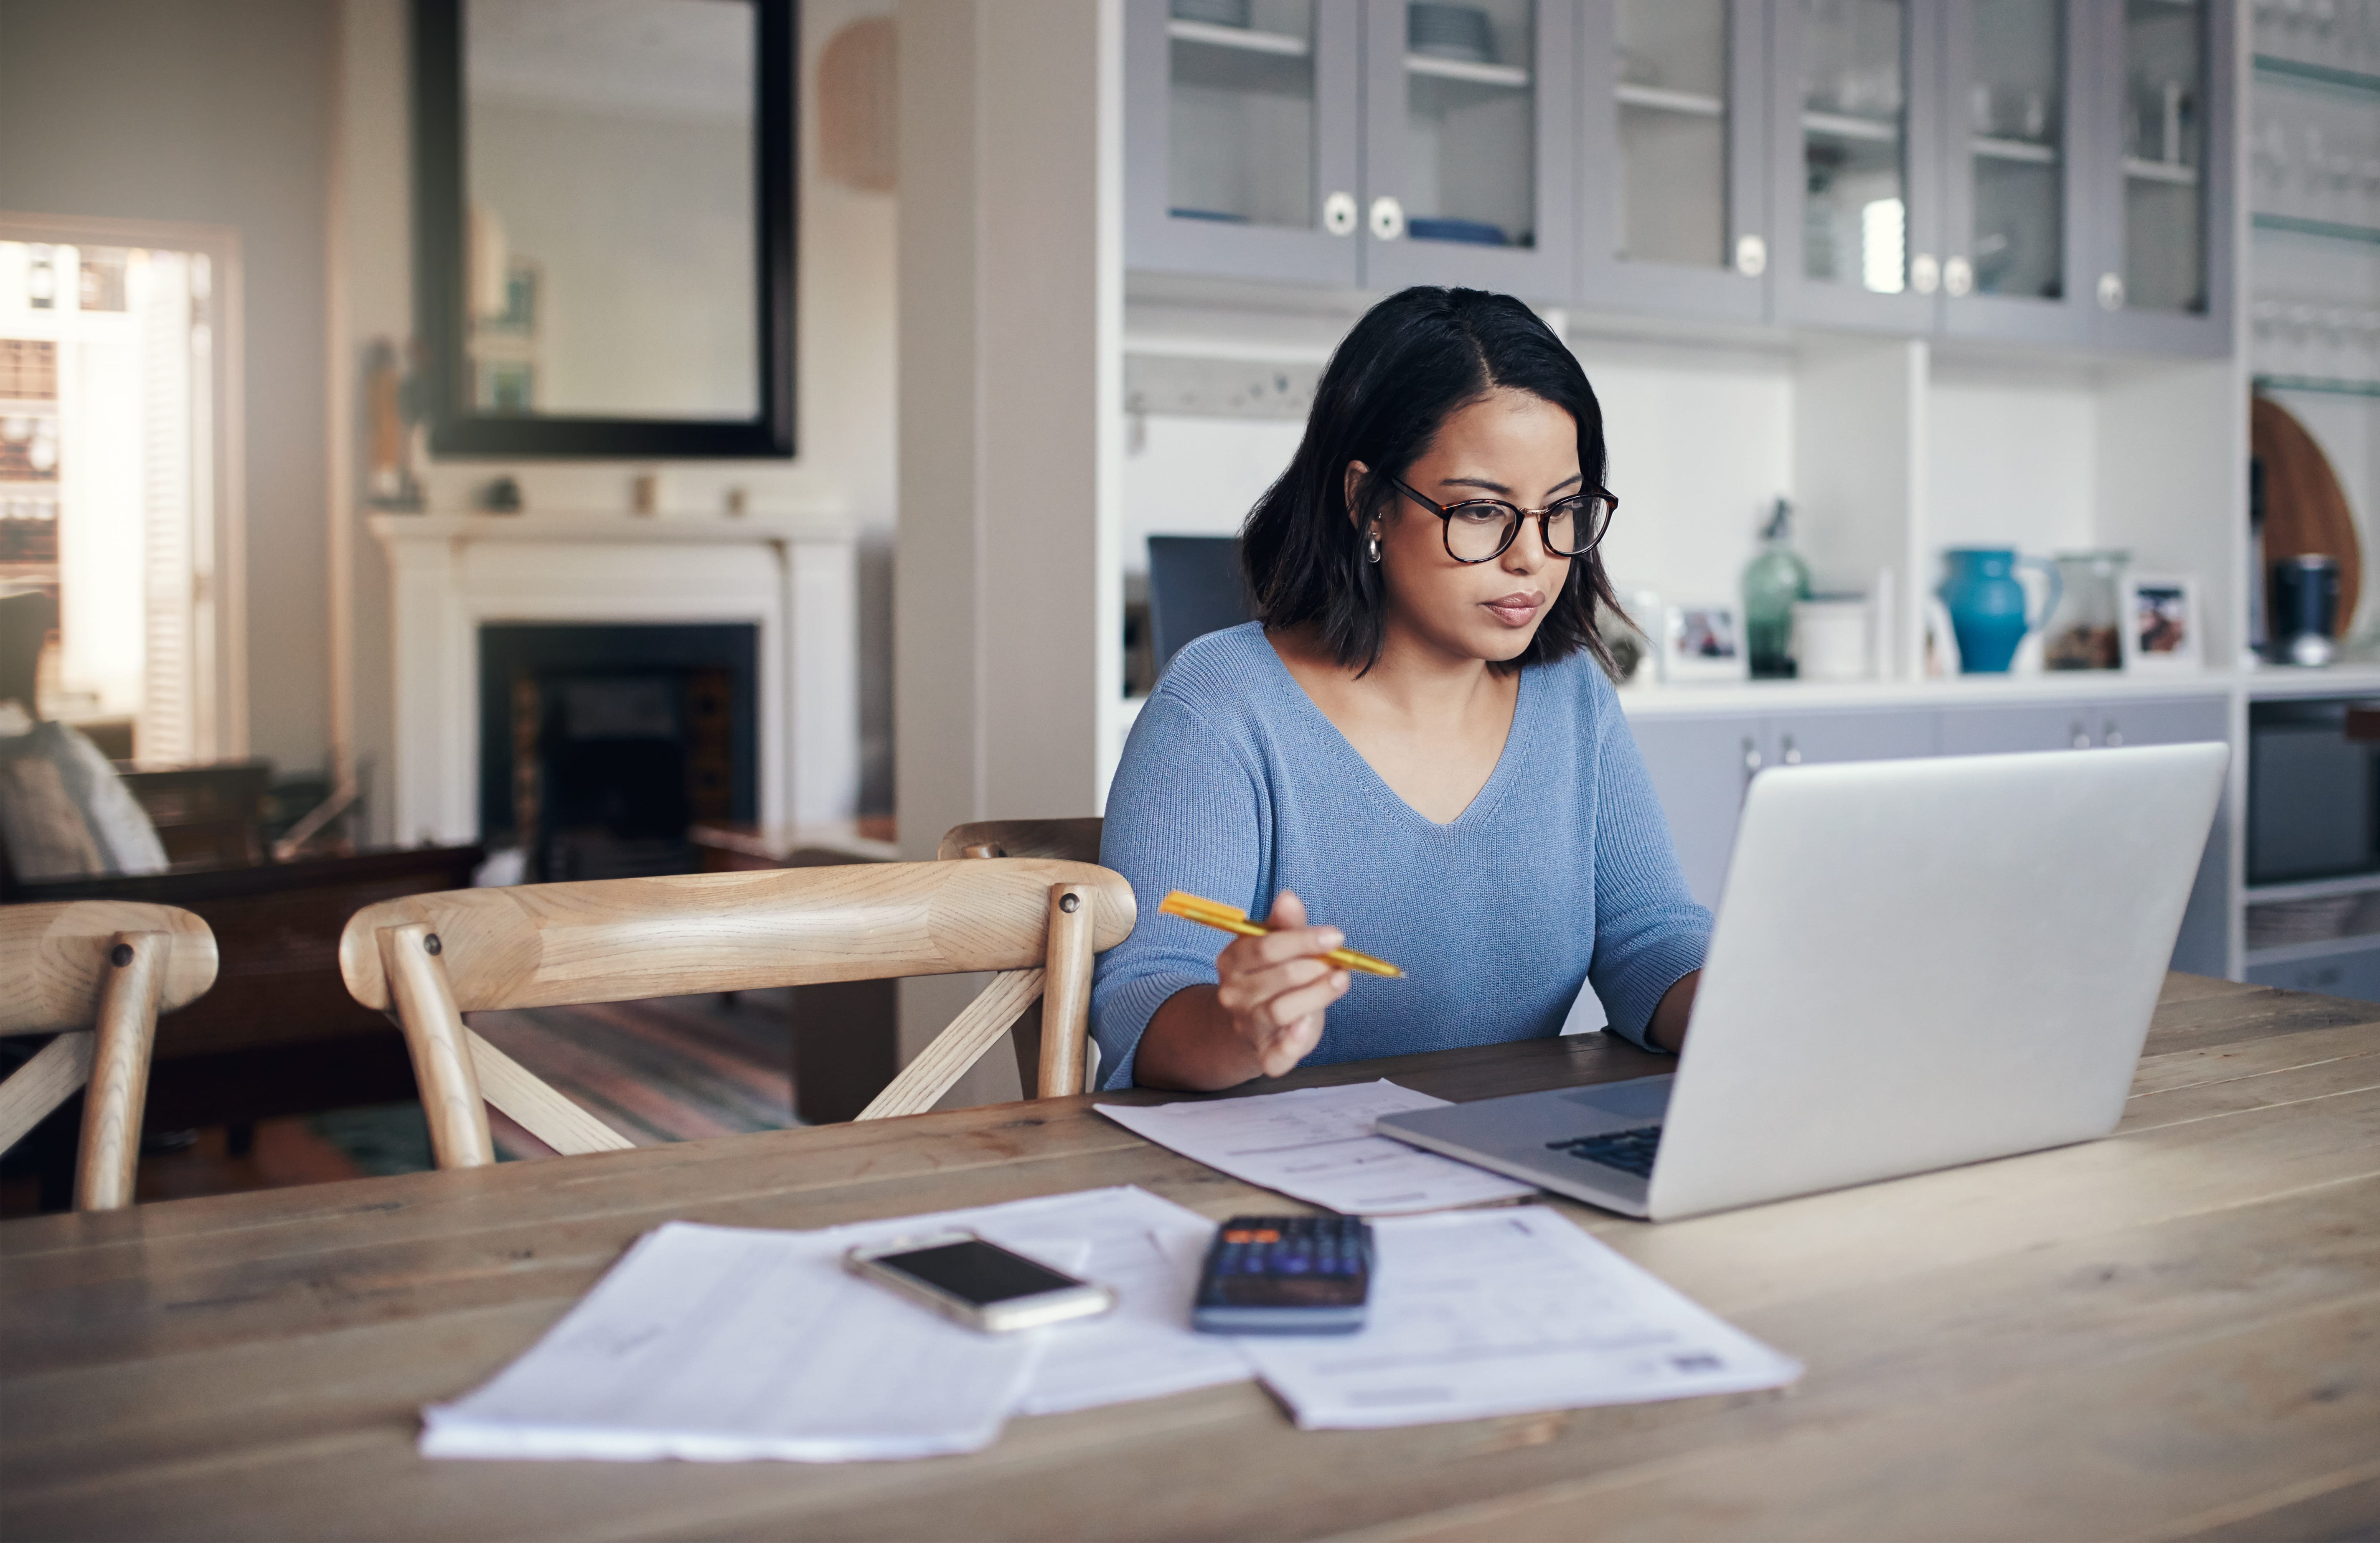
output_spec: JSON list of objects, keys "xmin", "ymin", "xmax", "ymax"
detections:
[
  {"xmin": 2121, "ymin": 574, "xmax": 2202, "ymax": 672},
  {"xmin": 1662, "ymin": 601, "xmax": 1749, "ymax": 683}
]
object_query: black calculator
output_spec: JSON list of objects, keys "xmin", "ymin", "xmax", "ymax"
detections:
[{"xmin": 1190, "ymin": 1214, "xmax": 1372, "ymax": 1335}]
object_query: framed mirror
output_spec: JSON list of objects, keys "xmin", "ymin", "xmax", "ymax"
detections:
[{"xmin": 414, "ymin": 0, "xmax": 795, "ymax": 458}]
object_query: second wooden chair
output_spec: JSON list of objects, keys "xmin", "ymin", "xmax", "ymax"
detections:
[
  {"xmin": 0, "ymin": 900, "xmax": 217, "ymax": 1210},
  {"xmin": 337, "ymin": 859, "xmax": 1134, "ymax": 1169}
]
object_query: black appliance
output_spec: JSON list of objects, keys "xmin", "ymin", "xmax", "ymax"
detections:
[{"xmin": 2248, "ymin": 698, "xmax": 2380, "ymax": 885}]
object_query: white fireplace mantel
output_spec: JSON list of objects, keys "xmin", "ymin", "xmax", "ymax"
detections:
[{"xmin": 370, "ymin": 508, "xmax": 861, "ymax": 847}]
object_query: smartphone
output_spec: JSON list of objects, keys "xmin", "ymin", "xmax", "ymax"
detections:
[{"xmin": 842, "ymin": 1231, "xmax": 1116, "ymax": 1333}]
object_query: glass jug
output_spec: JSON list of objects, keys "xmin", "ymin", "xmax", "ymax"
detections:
[{"xmin": 2042, "ymin": 549, "xmax": 2130, "ymax": 671}]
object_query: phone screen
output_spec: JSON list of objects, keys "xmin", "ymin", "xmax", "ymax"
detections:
[{"xmin": 876, "ymin": 1240, "xmax": 1080, "ymax": 1307}]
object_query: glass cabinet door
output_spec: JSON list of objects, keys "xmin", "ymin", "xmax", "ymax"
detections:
[
  {"xmin": 1362, "ymin": 0, "xmax": 1575, "ymax": 297},
  {"xmin": 2090, "ymin": 0, "xmax": 2234, "ymax": 353},
  {"xmin": 1577, "ymin": 0, "xmax": 1768, "ymax": 320},
  {"xmin": 1124, "ymin": 0, "xmax": 1363, "ymax": 287},
  {"xmin": 1775, "ymin": 0, "xmax": 1942, "ymax": 327},
  {"xmin": 1940, "ymin": 0, "xmax": 2087, "ymax": 340}
]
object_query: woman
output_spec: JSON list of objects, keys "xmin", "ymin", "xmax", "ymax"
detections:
[{"xmin": 1093, "ymin": 287, "xmax": 1709, "ymax": 1092}]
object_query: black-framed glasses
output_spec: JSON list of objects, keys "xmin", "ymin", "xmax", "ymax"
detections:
[{"xmin": 1386, "ymin": 475, "xmax": 1617, "ymax": 565}]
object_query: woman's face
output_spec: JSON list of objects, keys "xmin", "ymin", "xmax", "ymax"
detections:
[{"xmin": 1349, "ymin": 388, "xmax": 1580, "ymax": 666}]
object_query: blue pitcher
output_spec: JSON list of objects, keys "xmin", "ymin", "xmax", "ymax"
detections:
[{"xmin": 1939, "ymin": 549, "xmax": 2062, "ymax": 674}]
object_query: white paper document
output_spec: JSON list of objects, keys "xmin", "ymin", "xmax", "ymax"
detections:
[
  {"xmin": 1236, "ymin": 1207, "xmax": 1803, "ymax": 1430},
  {"xmin": 420, "ymin": 1186, "xmax": 1250, "ymax": 1462},
  {"xmin": 1095, "ymin": 1080, "xmax": 1539, "ymax": 1215}
]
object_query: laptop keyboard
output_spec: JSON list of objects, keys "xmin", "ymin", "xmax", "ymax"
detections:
[{"xmin": 1545, "ymin": 1125, "xmax": 1664, "ymax": 1179}]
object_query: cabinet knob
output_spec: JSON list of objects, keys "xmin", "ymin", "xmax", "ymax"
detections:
[
  {"xmin": 1910, "ymin": 253, "xmax": 1941, "ymax": 295},
  {"xmin": 1322, "ymin": 191, "xmax": 1357, "ymax": 236},
  {"xmin": 1781, "ymin": 735, "xmax": 1802, "ymax": 766},
  {"xmin": 2097, "ymin": 272, "xmax": 2125, "ymax": 311},
  {"xmin": 1734, "ymin": 234, "xmax": 1767, "ymax": 277},
  {"xmin": 1742, "ymin": 737, "xmax": 1763, "ymax": 773},
  {"xmin": 2070, "ymin": 720, "xmax": 2092, "ymax": 750},
  {"xmin": 1368, "ymin": 196, "xmax": 1405, "ymax": 241},
  {"xmin": 1943, "ymin": 256, "xmax": 1974, "ymax": 297},
  {"xmin": 2104, "ymin": 721, "xmax": 2123, "ymax": 748}
]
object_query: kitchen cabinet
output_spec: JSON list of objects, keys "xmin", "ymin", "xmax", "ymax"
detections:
[
  {"xmin": 1629, "ymin": 704, "xmax": 1933, "ymax": 909},
  {"xmin": 1936, "ymin": 0, "xmax": 2095, "ymax": 343},
  {"xmin": 1575, "ymin": 0, "xmax": 1770, "ymax": 321},
  {"xmin": 1123, "ymin": 0, "xmax": 1572, "ymax": 297},
  {"xmin": 1125, "ymin": 1, "xmax": 1364, "ymax": 287},
  {"xmin": 2086, "ymin": 0, "xmax": 2235, "ymax": 356},
  {"xmin": 1771, "ymin": 0, "xmax": 1947, "ymax": 331},
  {"xmin": 1362, "ymin": 0, "xmax": 1578, "ymax": 297},
  {"xmin": 2248, "ymin": 939, "xmax": 2380, "ymax": 1001}
]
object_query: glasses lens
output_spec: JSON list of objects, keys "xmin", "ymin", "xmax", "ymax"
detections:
[
  {"xmin": 1544, "ymin": 495, "xmax": 1612, "ymax": 556},
  {"xmin": 1443, "ymin": 502, "xmax": 1519, "ymax": 562}
]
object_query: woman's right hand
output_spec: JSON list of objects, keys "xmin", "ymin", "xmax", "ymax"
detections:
[{"xmin": 1212, "ymin": 890, "xmax": 1352, "ymax": 1079}]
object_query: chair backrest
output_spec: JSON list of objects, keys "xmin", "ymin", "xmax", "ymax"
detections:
[
  {"xmin": 937, "ymin": 817, "xmax": 1104, "ymax": 864},
  {"xmin": 0, "ymin": 899, "xmax": 217, "ymax": 1210},
  {"xmin": 338, "ymin": 859, "xmax": 1135, "ymax": 1170}
]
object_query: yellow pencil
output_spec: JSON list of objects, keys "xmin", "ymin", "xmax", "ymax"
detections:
[{"xmin": 1158, "ymin": 891, "xmax": 1404, "ymax": 979}]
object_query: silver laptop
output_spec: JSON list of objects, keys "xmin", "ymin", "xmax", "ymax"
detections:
[{"xmin": 1376, "ymin": 743, "xmax": 2228, "ymax": 1221}]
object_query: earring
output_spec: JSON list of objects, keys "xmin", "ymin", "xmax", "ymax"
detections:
[{"xmin": 1364, "ymin": 531, "xmax": 1382, "ymax": 564}]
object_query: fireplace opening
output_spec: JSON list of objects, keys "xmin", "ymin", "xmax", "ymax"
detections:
[{"xmin": 479, "ymin": 624, "xmax": 759, "ymax": 881}]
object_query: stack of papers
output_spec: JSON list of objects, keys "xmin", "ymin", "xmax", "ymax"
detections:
[
  {"xmin": 422, "ymin": 1186, "xmax": 1801, "ymax": 1462},
  {"xmin": 1095, "ymin": 1080, "xmax": 1539, "ymax": 1215},
  {"xmin": 1240, "ymin": 1207, "xmax": 1803, "ymax": 1429},
  {"xmin": 422, "ymin": 1186, "xmax": 1249, "ymax": 1462}
]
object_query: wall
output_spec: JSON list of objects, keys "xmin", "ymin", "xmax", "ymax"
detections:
[
  {"xmin": 335, "ymin": 0, "xmax": 900, "ymax": 839},
  {"xmin": 0, "ymin": 0, "xmax": 337, "ymax": 772}
]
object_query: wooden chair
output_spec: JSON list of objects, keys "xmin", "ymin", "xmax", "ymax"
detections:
[
  {"xmin": 337, "ymin": 859, "xmax": 1135, "ymax": 1170},
  {"xmin": 0, "ymin": 900, "xmax": 217, "ymax": 1210},
  {"xmin": 939, "ymin": 819, "xmax": 1107, "ymax": 1089}
]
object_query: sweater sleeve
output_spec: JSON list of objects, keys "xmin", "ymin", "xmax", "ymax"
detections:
[
  {"xmin": 1583, "ymin": 672, "xmax": 1715, "ymax": 1050},
  {"xmin": 1091, "ymin": 692, "xmax": 1270, "ymax": 1090}
]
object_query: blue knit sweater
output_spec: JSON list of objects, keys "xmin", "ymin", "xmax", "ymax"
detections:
[{"xmin": 1092, "ymin": 623, "xmax": 1713, "ymax": 1090}]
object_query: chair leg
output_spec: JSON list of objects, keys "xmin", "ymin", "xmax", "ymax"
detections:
[
  {"xmin": 1037, "ymin": 884, "xmax": 1098, "ymax": 1099},
  {"xmin": 378, "ymin": 923, "xmax": 497, "ymax": 1169}
]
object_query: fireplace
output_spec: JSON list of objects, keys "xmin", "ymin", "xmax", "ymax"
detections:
[{"xmin": 480, "ymin": 623, "xmax": 759, "ymax": 880}]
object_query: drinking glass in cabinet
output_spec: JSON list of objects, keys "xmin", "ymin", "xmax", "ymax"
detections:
[
  {"xmin": 1401, "ymin": 0, "xmax": 1538, "ymax": 249},
  {"xmin": 1801, "ymin": 0, "xmax": 1910, "ymax": 293},
  {"xmin": 1964, "ymin": 0, "xmax": 2063, "ymax": 300},
  {"xmin": 1615, "ymin": 0, "xmax": 1730, "ymax": 267},
  {"xmin": 2121, "ymin": 0, "xmax": 2207, "ymax": 315},
  {"xmin": 1166, "ymin": 0, "xmax": 1319, "ymax": 231}
]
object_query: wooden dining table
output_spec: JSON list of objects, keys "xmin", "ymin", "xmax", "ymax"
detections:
[{"xmin": 5, "ymin": 973, "xmax": 2378, "ymax": 1541}]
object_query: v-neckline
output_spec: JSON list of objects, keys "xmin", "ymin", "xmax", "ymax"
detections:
[{"xmin": 1257, "ymin": 630, "xmax": 1535, "ymax": 832}]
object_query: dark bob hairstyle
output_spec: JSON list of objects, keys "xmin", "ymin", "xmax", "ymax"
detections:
[{"xmin": 1241, "ymin": 285, "xmax": 1619, "ymax": 676}]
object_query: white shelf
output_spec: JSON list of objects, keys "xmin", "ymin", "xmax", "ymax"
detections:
[
  {"xmin": 1613, "ymin": 669, "xmax": 2238, "ymax": 719},
  {"xmin": 2245, "ymin": 930, "xmax": 2380, "ymax": 968},
  {"xmin": 1166, "ymin": 19, "xmax": 1309, "ymax": 58},
  {"xmin": 2245, "ymin": 872, "xmax": 2380, "ymax": 904},
  {"xmin": 2123, "ymin": 156, "xmax": 2199, "ymax": 186},
  {"xmin": 1617, "ymin": 84, "xmax": 1723, "ymax": 117},
  {"xmin": 1972, "ymin": 135, "xmax": 2057, "ymax": 165},
  {"xmin": 1802, "ymin": 110, "xmax": 1900, "ymax": 144},
  {"xmin": 1406, "ymin": 54, "xmax": 1529, "ymax": 89}
]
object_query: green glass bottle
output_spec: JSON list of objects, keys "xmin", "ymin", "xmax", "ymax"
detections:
[{"xmin": 1742, "ymin": 498, "xmax": 1811, "ymax": 679}]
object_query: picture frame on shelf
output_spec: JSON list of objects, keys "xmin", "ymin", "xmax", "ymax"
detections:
[
  {"xmin": 2121, "ymin": 574, "xmax": 2203, "ymax": 672},
  {"xmin": 1662, "ymin": 601, "xmax": 1748, "ymax": 683}
]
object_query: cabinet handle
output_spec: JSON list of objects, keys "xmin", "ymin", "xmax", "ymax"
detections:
[
  {"xmin": 1368, "ymin": 196, "xmax": 1405, "ymax": 241},
  {"xmin": 1781, "ymin": 734, "xmax": 1803, "ymax": 766},
  {"xmin": 1910, "ymin": 253, "xmax": 1941, "ymax": 295},
  {"xmin": 1943, "ymin": 256, "xmax": 1974, "ymax": 297},
  {"xmin": 2104, "ymin": 721, "xmax": 2123, "ymax": 748},
  {"xmin": 1734, "ymin": 234, "xmax": 1767, "ymax": 277},
  {"xmin": 1741, "ymin": 737, "xmax": 1763, "ymax": 800},
  {"xmin": 2070, "ymin": 720, "xmax": 2092, "ymax": 750},
  {"xmin": 1322, "ymin": 191, "xmax": 1357, "ymax": 236},
  {"xmin": 2097, "ymin": 272, "xmax": 2125, "ymax": 311}
]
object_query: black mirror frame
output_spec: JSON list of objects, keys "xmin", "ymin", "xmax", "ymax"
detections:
[{"xmin": 412, "ymin": 0, "xmax": 798, "ymax": 458}]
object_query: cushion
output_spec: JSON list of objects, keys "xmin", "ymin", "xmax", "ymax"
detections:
[{"xmin": 0, "ymin": 721, "xmax": 168, "ymax": 879}]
